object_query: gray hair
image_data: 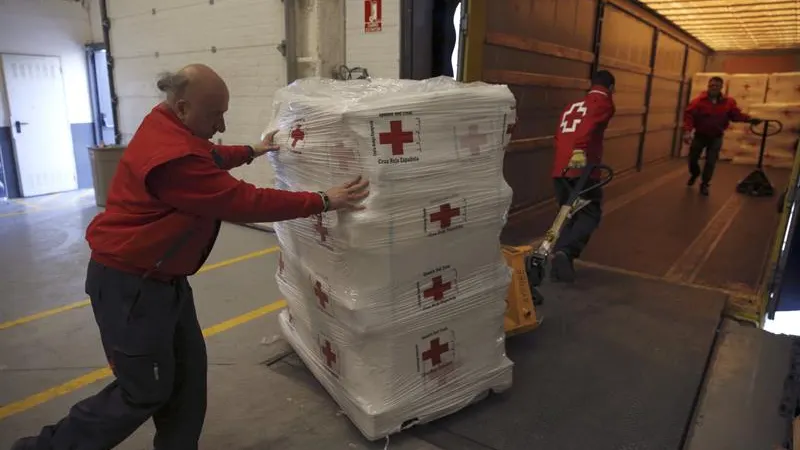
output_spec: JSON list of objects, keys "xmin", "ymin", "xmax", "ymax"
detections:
[{"xmin": 156, "ymin": 71, "xmax": 190, "ymax": 101}]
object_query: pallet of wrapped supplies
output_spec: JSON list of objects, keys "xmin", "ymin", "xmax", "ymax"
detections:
[
  {"xmin": 766, "ymin": 72, "xmax": 800, "ymax": 104},
  {"xmin": 730, "ymin": 103, "xmax": 800, "ymax": 168},
  {"xmin": 720, "ymin": 123, "xmax": 757, "ymax": 161},
  {"xmin": 727, "ymin": 74, "xmax": 769, "ymax": 110},
  {"xmin": 690, "ymin": 72, "xmax": 729, "ymax": 99},
  {"xmin": 265, "ymin": 77, "xmax": 516, "ymax": 440}
]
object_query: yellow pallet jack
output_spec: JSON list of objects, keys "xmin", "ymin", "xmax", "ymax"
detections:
[{"xmin": 503, "ymin": 163, "xmax": 614, "ymax": 336}]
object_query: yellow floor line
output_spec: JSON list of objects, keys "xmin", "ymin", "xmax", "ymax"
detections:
[
  {"xmin": 0, "ymin": 246, "xmax": 280, "ymax": 331},
  {"xmin": 0, "ymin": 299, "xmax": 287, "ymax": 421}
]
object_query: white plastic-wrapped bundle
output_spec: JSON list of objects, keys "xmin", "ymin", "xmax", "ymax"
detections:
[
  {"xmin": 731, "ymin": 102, "xmax": 800, "ymax": 168},
  {"xmin": 727, "ymin": 74, "xmax": 769, "ymax": 110},
  {"xmin": 766, "ymin": 72, "xmax": 800, "ymax": 103},
  {"xmin": 721, "ymin": 124, "xmax": 758, "ymax": 161},
  {"xmin": 265, "ymin": 77, "xmax": 516, "ymax": 440},
  {"xmin": 690, "ymin": 72, "xmax": 728, "ymax": 99}
]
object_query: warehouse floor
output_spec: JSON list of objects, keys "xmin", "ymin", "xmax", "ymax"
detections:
[{"xmin": 0, "ymin": 159, "xmax": 793, "ymax": 450}]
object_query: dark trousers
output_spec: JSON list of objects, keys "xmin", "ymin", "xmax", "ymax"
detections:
[
  {"xmin": 688, "ymin": 134, "xmax": 723, "ymax": 186},
  {"xmin": 552, "ymin": 177, "xmax": 603, "ymax": 260},
  {"xmin": 29, "ymin": 260, "xmax": 207, "ymax": 450}
]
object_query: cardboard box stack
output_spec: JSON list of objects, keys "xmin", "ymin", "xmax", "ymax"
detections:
[{"xmin": 265, "ymin": 77, "xmax": 516, "ymax": 440}]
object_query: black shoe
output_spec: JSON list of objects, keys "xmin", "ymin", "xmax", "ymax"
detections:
[
  {"xmin": 550, "ymin": 251, "xmax": 575, "ymax": 283},
  {"xmin": 11, "ymin": 437, "xmax": 37, "ymax": 450},
  {"xmin": 688, "ymin": 175, "xmax": 698, "ymax": 186},
  {"xmin": 700, "ymin": 184, "xmax": 709, "ymax": 196}
]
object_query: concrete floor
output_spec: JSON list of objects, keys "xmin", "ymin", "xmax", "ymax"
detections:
[{"xmin": 0, "ymin": 190, "xmax": 439, "ymax": 450}]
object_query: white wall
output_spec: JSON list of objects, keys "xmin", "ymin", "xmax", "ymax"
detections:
[
  {"xmin": 345, "ymin": 0, "xmax": 400, "ymax": 78},
  {"xmin": 106, "ymin": 0, "xmax": 402, "ymax": 189},
  {"xmin": 0, "ymin": 0, "xmax": 95, "ymax": 126},
  {"xmin": 107, "ymin": 0, "xmax": 288, "ymax": 188}
]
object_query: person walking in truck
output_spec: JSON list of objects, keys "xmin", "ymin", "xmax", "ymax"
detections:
[
  {"xmin": 682, "ymin": 76, "xmax": 762, "ymax": 196},
  {"xmin": 549, "ymin": 69, "xmax": 617, "ymax": 283},
  {"xmin": 12, "ymin": 64, "xmax": 369, "ymax": 450}
]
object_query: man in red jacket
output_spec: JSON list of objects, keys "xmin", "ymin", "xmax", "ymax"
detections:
[
  {"xmin": 682, "ymin": 76, "xmax": 762, "ymax": 196},
  {"xmin": 549, "ymin": 70, "xmax": 616, "ymax": 283},
  {"xmin": 13, "ymin": 64, "xmax": 368, "ymax": 450}
]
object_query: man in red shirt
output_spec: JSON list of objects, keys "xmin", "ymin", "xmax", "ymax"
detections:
[
  {"xmin": 13, "ymin": 64, "xmax": 368, "ymax": 450},
  {"xmin": 549, "ymin": 70, "xmax": 616, "ymax": 283},
  {"xmin": 682, "ymin": 76, "xmax": 762, "ymax": 196}
]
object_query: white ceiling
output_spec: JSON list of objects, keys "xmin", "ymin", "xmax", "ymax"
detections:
[{"xmin": 640, "ymin": 0, "xmax": 800, "ymax": 51}]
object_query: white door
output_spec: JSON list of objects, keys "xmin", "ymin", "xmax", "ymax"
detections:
[{"xmin": 1, "ymin": 54, "xmax": 78, "ymax": 197}]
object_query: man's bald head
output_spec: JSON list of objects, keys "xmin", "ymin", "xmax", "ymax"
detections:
[{"xmin": 157, "ymin": 64, "xmax": 230, "ymax": 139}]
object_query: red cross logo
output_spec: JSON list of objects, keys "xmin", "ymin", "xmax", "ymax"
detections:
[
  {"xmin": 313, "ymin": 215, "xmax": 328, "ymax": 242},
  {"xmin": 423, "ymin": 275, "xmax": 452, "ymax": 301},
  {"xmin": 379, "ymin": 120, "xmax": 414, "ymax": 155},
  {"xmin": 430, "ymin": 203, "xmax": 461, "ymax": 229},
  {"xmin": 291, "ymin": 124, "xmax": 305, "ymax": 148},
  {"xmin": 422, "ymin": 338, "xmax": 450, "ymax": 366},
  {"xmin": 314, "ymin": 281, "xmax": 329, "ymax": 309},
  {"xmin": 459, "ymin": 124, "xmax": 488, "ymax": 155},
  {"xmin": 743, "ymin": 83, "xmax": 751, "ymax": 90},
  {"xmin": 321, "ymin": 340, "xmax": 336, "ymax": 368},
  {"xmin": 560, "ymin": 101, "xmax": 587, "ymax": 134}
]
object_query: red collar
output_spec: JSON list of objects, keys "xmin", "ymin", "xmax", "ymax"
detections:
[{"xmin": 699, "ymin": 91, "xmax": 727, "ymax": 102}]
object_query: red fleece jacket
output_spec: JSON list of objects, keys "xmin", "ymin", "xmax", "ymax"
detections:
[{"xmin": 86, "ymin": 103, "xmax": 323, "ymax": 279}]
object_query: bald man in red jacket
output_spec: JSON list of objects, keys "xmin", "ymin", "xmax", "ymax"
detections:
[
  {"xmin": 549, "ymin": 70, "xmax": 616, "ymax": 283},
  {"xmin": 13, "ymin": 64, "xmax": 368, "ymax": 450}
]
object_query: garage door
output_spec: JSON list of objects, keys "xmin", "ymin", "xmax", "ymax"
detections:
[{"xmin": 107, "ymin": 0, "xmax": 286, "ymax": 190}]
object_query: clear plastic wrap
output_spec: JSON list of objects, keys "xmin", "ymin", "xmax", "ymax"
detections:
[
  {"xmin": 726, "ymin": 73, "xmax": 769, "ymax": 110},
  {"xmin": 766, "ymin": 72, "xmax": 800, "ymax": 104},
  {"xmin": 264, "ymin": 76, "xmax": 516, "ymax": 440},
  {"xmin": 729, "ymin": 102, "xmax": 800, "ymax": 168}
]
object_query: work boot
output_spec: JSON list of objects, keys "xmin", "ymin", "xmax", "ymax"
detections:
[
  {"xmin": 11, "ymin": 437, "xmax": 37, "ymax": 450},
  {"xmin": 687, "ymin": 174, "xmax": 698, "ymax": 186},
  {"xmin": 700, "ymin": 184, "xmax": 709, "ymax": 196},
  {"xmin": 550, "ymin": 251, "xmax": 575, "ymax": 283}
]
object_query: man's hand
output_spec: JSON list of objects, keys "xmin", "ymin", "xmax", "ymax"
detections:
[
  {"xmin": 251, "ymin": 129, "xmax": 280, "ymax": 157},
  {"xmin": 749, "ymin": 118, "xmax": 763, "ymax": 125},
  {"xmin": 682, "ymin": 132, "xmax": 693, "ymax": 145},
  {"xmin": 325, "ymin": 176, "xmax": 370, "ymax": 211},
  {"xmin": 567, "ymin": 150, "xmax": 587, "ymax": 170}
]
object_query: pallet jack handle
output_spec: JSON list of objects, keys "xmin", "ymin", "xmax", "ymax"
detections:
[{"xmin": 523, "ymin": 163, "xmax": 614, "ymax": 305}]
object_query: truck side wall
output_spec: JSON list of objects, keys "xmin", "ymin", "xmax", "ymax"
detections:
[
  {"xmin": 707, "ymin": 50, "xmax": 800, "ymax": 74},
  {"xmin": 460, "ymin": 0, "xmax": 710, "ymax": 234}
]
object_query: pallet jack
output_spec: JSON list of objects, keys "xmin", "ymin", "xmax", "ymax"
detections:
[
  {"xmin": 736, "ymin": 119, "xmax": 784, "ymax": 197},
  {"xmin": 503, "ymin": 163, "xmax": 614, "ymax": 336}
]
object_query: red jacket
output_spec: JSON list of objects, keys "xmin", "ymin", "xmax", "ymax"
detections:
[
  {"xmin": 86, "ymin": 103, "xmax": 323, "ymax": 279},
  {"xmin": 552, "ymin": 85, "xmax": 615, "ymax": 178},
  {"xmin": 683, "ymin": 91, "xmax": 751, "ymax": 138}
]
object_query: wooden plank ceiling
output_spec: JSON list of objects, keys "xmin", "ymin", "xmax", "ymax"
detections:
[{"xmin": 640, "ymin": 0, "xmax": 800, "ymax": 51}]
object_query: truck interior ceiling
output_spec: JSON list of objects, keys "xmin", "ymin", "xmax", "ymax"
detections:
[{"xmin": 401, "ymin": 1, "xmax": 800, "ymax": 449}]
